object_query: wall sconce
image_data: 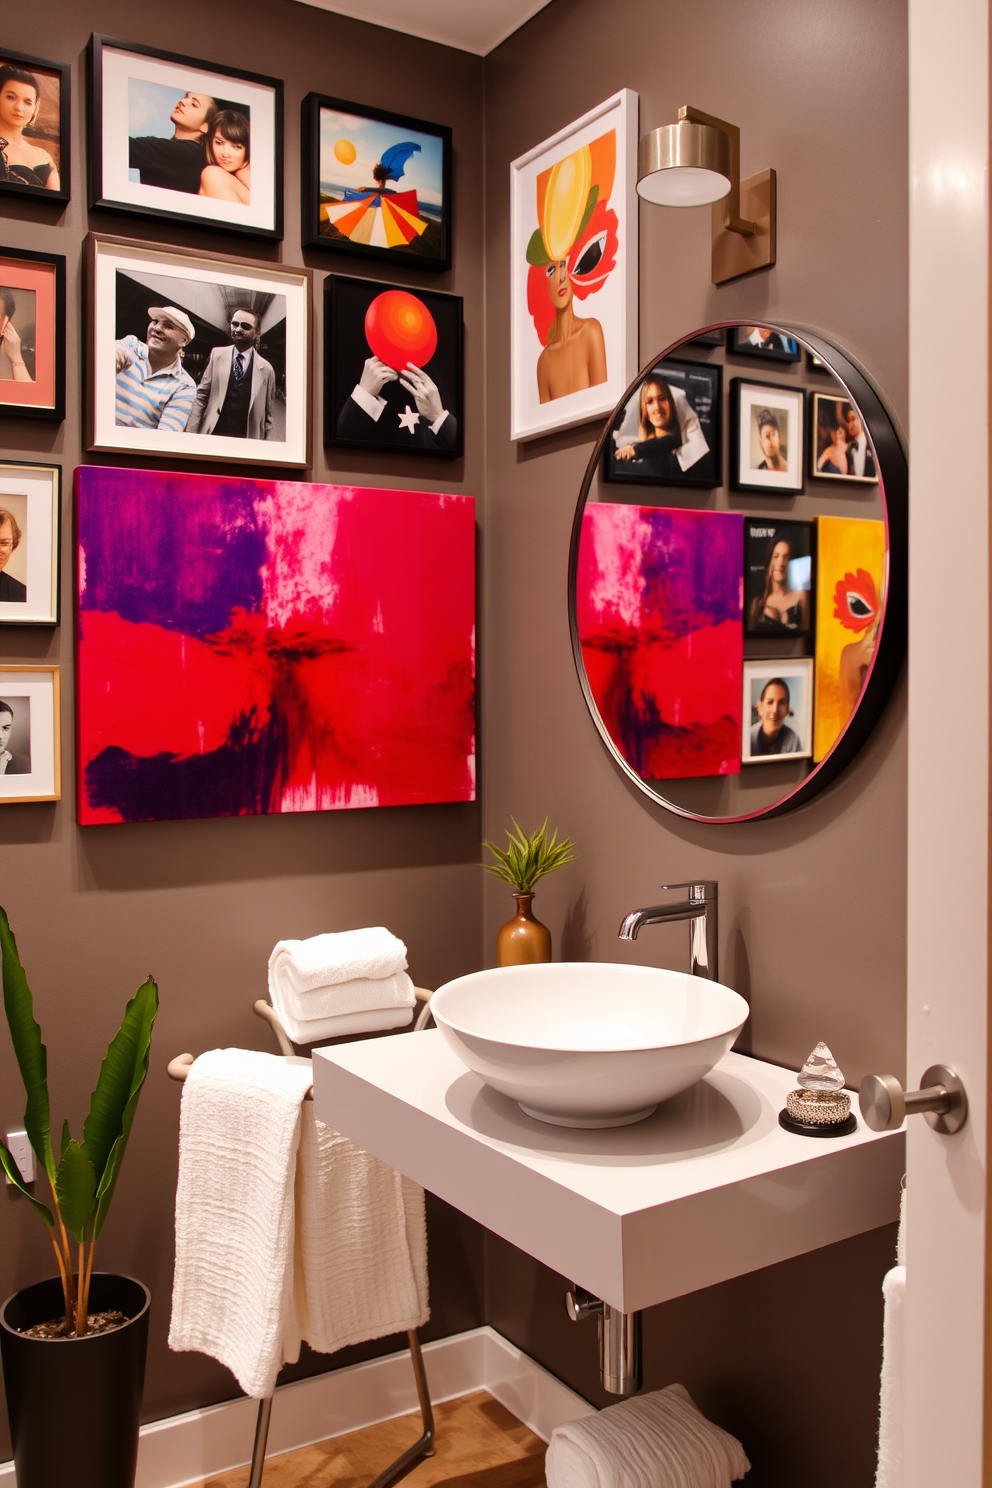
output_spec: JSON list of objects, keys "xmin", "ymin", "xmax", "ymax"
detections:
[{"xmin": 636, "ymin": 106, "xmax": 776, "ymax": 286}]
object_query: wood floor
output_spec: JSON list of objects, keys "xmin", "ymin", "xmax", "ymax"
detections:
[{"xmin": 192, "ymin": 1390, "xmax": 548, "ymax": 1488}]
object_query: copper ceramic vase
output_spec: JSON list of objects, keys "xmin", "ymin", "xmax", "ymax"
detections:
[{"xmin": 497, "ymin": 892, "xmax": 552, "ymax": 966}]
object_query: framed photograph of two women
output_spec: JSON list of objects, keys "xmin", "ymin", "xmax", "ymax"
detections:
[
  {"xmin": 0, "ymin": 48, "xmax": 70, "ymax": 203},
  {"xmin": 510, "ymin": 89, "xmax": 639, "ymax": 442},
  {"xmin": 89, "ymin": 35, "xmax": 283, "ymax": 240},
  {"xmin": 87, "ymin": 234, "xmax": 311, "ymax": 467}
]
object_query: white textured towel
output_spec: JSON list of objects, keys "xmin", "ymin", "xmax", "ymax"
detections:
[
  {"xmin": 875, "ymin": 1265, "xmax": 905, "ymax": 1488},
  {"xmin": 269, "ymin": 928, "xmax": 408, "ymax": 1005},
  {"xmin": 270, "ymin": 972, "xmax": 416, "ymax": 1045},
  {"xmin": 546, "ymin": 1384, "xmax": 750, "ymax": 1488},
  {"xmin": 169, "ymin": 1048, "xmax": 429, "ymax": 1399}
]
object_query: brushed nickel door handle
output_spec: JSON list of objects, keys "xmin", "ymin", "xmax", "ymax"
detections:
[{"xmin": 859, "ymin": 1064, "xmax": 968, "ymax": 1134}]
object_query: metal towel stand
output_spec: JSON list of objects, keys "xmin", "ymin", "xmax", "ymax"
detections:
[{"xmin": 167, "ymin": 988, "xmax": 437, "ymax": 1488}]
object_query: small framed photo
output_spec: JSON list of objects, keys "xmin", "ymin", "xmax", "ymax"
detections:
[
  {"xmin": 87, "ymin": 233, "xmax": 311, "ymax": 467},
  {"xmin": 302, "ymin": 93, "xmax": 451, "ymax": 271},
  {"xmin": 731, "ymin": 379, "xmax": 805, "ymax": 495},
  {"xmin": 89, "ymin": 35, "xmax": 282, "ymax": 240},
  {"xmin": 0, "ymin": 247, "xmax": 65, "ymax": 420},
  {"xmin": 511, "ymin": 89, "xmax": 639, "ymax": 442},
  {"xmin": 324, "ymin": 274, "xmax": 462, "ymax": 458},
  {"xmin": 729, "ymin": 326, "xmax": 802, "ymax": 362},
  {"xmin": 811, "ymin": 392, "xmax": 878, "ymax": 483},
  {"xmin": 604, "ymin": 357, "xmax": 721, "ymax": 487},
  {"xmin": 0, "ymin": 461, "xmax": 60, "ymax": 624},
  {"xmin": 0, "ymin": 665, "xmax": 60, "ymax": 802},
  {"xmin": 744, "ymin": 518, "xmax": 812, "ymax": 637},
  {"xmin": 0, "ymin": 49, "xmax": 70, "ymax": 203},
  {"xmin": 742, "ymin": 659, "xmax": 813, "ymax": 765},
  {"xmin": 686, "ymin": 328, "xmax": 726, "ymax": 348}
]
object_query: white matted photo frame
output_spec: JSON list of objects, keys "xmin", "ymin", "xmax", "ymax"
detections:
[
  {"xmin": 0, "ymin": 461, "xmax": 60, "ymax": 624},
  {"xmin": 0, "ymin": 665, "xmax": 60, "ymax": 802},
  {"xmin": 89, "ymin": 35, "xmax": 283, "ymax": 240},
  {"xmin": 742, "ymin": 658, "xmax": 813, "ymax": 765},
  {"xmin": 87, "ymin": 234, "xmax": 311, "ymax": 468},
  {"xmin": 730, "ymin": 378, "xmax": 805, "ymax": 495},
  {"xmin": 510, "ymin": 89, "xmax": 638, "ymax": 442}
]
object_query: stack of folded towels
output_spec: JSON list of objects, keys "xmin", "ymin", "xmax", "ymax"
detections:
[
  {"xmin": 546, "ymin": 1384, "xmax": 750, "ymax": 1488},
  {"xmin": 267, "ymin": 926, "xmax": 416, "ymax": 1044}
]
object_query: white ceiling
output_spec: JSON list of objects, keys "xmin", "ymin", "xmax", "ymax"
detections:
[{"xmin": 292, "ymin": 0, "xmax": 552, "ymax": 55}]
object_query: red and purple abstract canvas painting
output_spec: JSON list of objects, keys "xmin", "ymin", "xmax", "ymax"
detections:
[
  {"xmin": 576, "ymin": 503, "xmax": 743, "ymax": 780},
  {"xmin": 75, "ymin": 467, "xmax": 475, "ymax": 824}
]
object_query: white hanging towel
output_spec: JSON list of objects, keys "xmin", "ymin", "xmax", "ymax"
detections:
[
  {"xmin": 545, "ymin": 1383, "xmax": 750, "ymax": 1488},
  {"xmin": 875, "ymin": 1265, "xmax": 905, "ymax": 1488}
]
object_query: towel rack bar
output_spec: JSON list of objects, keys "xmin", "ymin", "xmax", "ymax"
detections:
[{"xmin": 165, "ymin": 1052, "xmax": 314, "ymax": 1101}]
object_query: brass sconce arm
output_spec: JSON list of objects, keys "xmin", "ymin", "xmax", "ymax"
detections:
[{"xmin": 678, "ymin": 106, "xmax": 757, "ymax": 237}]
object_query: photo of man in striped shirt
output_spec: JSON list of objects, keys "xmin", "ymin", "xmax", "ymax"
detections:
[{"xmin": 115, "ymin": 307, "xmax": 197, "ymax": 432}]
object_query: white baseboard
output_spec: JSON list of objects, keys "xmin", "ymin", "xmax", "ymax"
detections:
[{"xmin": 0, "ymin": 1326, "xmax": 594, "ymax": 1487}]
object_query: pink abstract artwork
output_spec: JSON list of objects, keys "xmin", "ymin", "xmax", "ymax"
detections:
[
  {"xmin": 76, "ymin": 467, "xmax": 476, "ymax": 824},
  {"xmin": 576, "ymin": 503, "xmax": 743, "ymax": 780}
]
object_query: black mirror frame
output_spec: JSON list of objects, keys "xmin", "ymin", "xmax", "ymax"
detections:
[{"xmin": 567, "ymin": 323, "xmax": 907, "ymax": 823}]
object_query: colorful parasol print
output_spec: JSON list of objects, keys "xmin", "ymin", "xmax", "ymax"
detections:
[{"xmin": 320, "ymin": 140, "xmax": 429, "ymax": 249}]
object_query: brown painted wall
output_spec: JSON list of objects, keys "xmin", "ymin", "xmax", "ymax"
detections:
[
  {"xmin": 481, "ymin": 0, "xmax": 908, "ymax": 1482},
  {"xmin": 0, "ymin": 0, "xmax": 486, "ymax": 1454}
]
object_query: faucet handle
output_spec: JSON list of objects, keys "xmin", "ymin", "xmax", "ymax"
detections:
[{"xmin": 659, "ymin": 881, "xmax": 717, "ymax": 902}]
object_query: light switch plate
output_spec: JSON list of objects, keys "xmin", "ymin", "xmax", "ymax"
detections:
[{"xmin": 5, "ymin": 1130, "xmax": 35, "ymax": 1185}]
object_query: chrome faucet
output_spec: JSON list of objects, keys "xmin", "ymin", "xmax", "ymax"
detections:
[{"xmin": 618, "ymin": 882, "xmax": 719, "ymax": 981}]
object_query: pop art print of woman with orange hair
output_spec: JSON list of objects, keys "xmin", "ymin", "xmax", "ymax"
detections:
[{"xmin": 525, "ymin": 130, "xmax": 619, "ymax": 404}]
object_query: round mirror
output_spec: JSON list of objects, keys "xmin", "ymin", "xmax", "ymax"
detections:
[{"xmin": 568, "ymin": 323, "xmax": 906, "ymax": 822}]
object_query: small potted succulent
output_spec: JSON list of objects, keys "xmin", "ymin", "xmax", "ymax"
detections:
[
  {"xmin": 0, "ymin": 907, "xmax": 158, "ymax": 1488},
  {"xmin": 482, "ymin": 818, "xmax": 576, "ymax": 965}
]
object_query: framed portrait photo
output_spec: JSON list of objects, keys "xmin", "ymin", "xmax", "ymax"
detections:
[
  {"xmin": 510, "ymin": 89, "xmax": 639, "ymax": 442},
  {"xmin": 87, "ymin": 234, "xmax": 311, "ymax": 468},
  {"xmin": 0, "ymin": 461, "xmax": 60, "ymax": 624},
  {"xmin": 744, "ymin": 517, "xmax": 813, "ymax": 638},
  {"xmin": 324, "ymin": 274, "xmax": 462, "ymax": 458},
  {"xmin": 728, "ymin": 325, "xmax": 802, "ymax": 362},
  {"xmin": 604, "ymin": 357, "xmax": 721, "ymax": 488},
  {"xmin": 0, "ymin": 665, "xmax": 60, "ymax": 803},
  {"xmin": 0, "ymin": 247, "xmax": 65, "ymax": 420},
  {"xmin": 302, "ymin": 93, "xmax": 451, "ymax": 271},
  {"xmin": 742, "ymin": 659, "xmax": 813, "ymax": 766},
  {"xmin": 89, "ymin": 34, "xmax": 282, "ymax": 240},
  {"xmin": 811, "ymin": 391, "xmax": 878, "ymax": 483},
  {"xmin": 0, "ymin": 49, "xmax": 70, "ymax": 204},
  {"xmin": 731, "ymin": 379, "xmax": 805, "ymax": 495}
]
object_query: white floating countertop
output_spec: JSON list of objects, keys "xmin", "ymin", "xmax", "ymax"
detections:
[{"xmin": 312, "ymin": 1031, "xmax": 904, "ymax": 1314}]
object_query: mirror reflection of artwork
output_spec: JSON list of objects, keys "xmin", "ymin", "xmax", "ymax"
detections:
[
  {"xmin": 729, "ymin": 326, "xmax": 801, "ymax": 362},
  {"xmin": 742, "ymin": 660, "xmax": 813, "ymax": 764},
  {"xmin": 605, "ymin": 358, "xmax": 721, "ymax": 488},
  {"xmin": 731, "ymin": 379, "xmax": 805, "ymax": 495},
  {"xmin": 812, "ymin": 392, "xmax": 878, "ymax": 483},
  {"xmin": 576, "ymin": 504, "xmax": 743, "ymax": 781},
  {"xmin": 813, "ymin": 515, "xmax": 886, "ymax": 761},
  {"xmin": 744, "ymin": 519, "xmax": 813, "ymax": 636}
]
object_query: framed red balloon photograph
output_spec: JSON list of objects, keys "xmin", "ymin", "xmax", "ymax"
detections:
[{"xmin": 324, "ymin": 273, "xmax": 463, "ymax": 459}]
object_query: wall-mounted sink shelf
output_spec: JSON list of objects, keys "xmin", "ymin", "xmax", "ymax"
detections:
[{"xmin": 312, "ymin": 1031, "xmax": 903, "ymax": 1314}]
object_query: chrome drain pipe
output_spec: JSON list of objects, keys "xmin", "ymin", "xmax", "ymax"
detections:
[{"xmin": 565, "ymin": 1287, "xmax": 642, "ymax": 1397}]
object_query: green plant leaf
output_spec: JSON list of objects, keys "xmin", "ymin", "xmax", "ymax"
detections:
[
  {"xmin": 60, "ymin": 1120, "xmax": 71, "ymax": 1162},
  {"xmin": 525, "ymin": 228, "xmax": 551, "ymax": 267},
  {"xmin": 482, "ymin": 819, "xmax": 576, "ymax": 892},
  {"xmin": 55, "ymin": 1140, "xmax": 97, "ymax": 1242},
  {"xmin": 0, "ymin": 1137, "xmax": 54, "ymax": 1227},
  {"xmin": 0, "ymin": 906, "xmax": 55, "ymax": 1184},
  {"xmin": 86, "ymin": 977, "xmax": 158, "ymax": 1238}
]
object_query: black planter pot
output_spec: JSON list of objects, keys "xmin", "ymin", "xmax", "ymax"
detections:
[{"xmin": 1, "ymin": 1272, "xmax": 150, "ymax": 1488}]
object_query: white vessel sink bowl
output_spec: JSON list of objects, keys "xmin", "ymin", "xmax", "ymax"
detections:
[{"xmin": 429, "ymin": 962, "xmax": 749, "ymax": 1128}]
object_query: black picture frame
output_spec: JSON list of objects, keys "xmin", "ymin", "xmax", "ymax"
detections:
[
  {"xmin": 728, "ymin": 325, "xmax": 802, "ymax": 362},
  {"xmin": 88, "ymin": 34, "xmax": 284, "ymax": 241},
  {"xmin": 324, "ymin": 274, "xmax": 463, "ymax": 458},
  {"xmin": 743, "ymin": 517, "xmax": 814, "ymax": 638},
  {"xmin": 0, "ymin": 48, "xmax": 70, "ymax": 205},
  {"xmin": 0, "ymin": 245, "xmax": 65, "ymax": 422},
  {"xmin": 730, "ymin": 377, "xmax": 805, "ymax": 496},
  {"xmin": 303, "ymin": 93, "xmax": 452, "ymax": 272},
  {"xmin": 686, "ymin": 328, "xmax": 726, "ymax": 348},
  {"xmin": 603, "ymin": 356, "xmax": 722, "ymax": 489}
]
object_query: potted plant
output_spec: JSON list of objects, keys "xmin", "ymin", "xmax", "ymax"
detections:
[
  {"xmin": 0, "ymin": 907, "xmax": 158, "ymax": 1488},
  {"xmin": 482, "ymin": 818, "xmax": 576, "ymax": 965}
]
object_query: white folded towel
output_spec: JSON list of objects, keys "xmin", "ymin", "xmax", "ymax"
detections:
[
  {"xmin": 269, "ymin": 928, "xmax": 408, "ymax": 1006},
  {"xmin": 546, "ymin": 1384, "xmax": 750, "ymax": 1488},
  {"xmin": 169, "ymin": 1049, "xmax": 314, "ymax": 1398},
  {"xmin": 270, "ymin": 971, "xmax": 416, "ymax": 1045},
  {"xmin": 875, "ymin": 1265, "xmax": 905, "ymax": 1488},
  {"xmin": 169, "ymin": 1048, "xmax": 430, "ymax": 1399}
]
